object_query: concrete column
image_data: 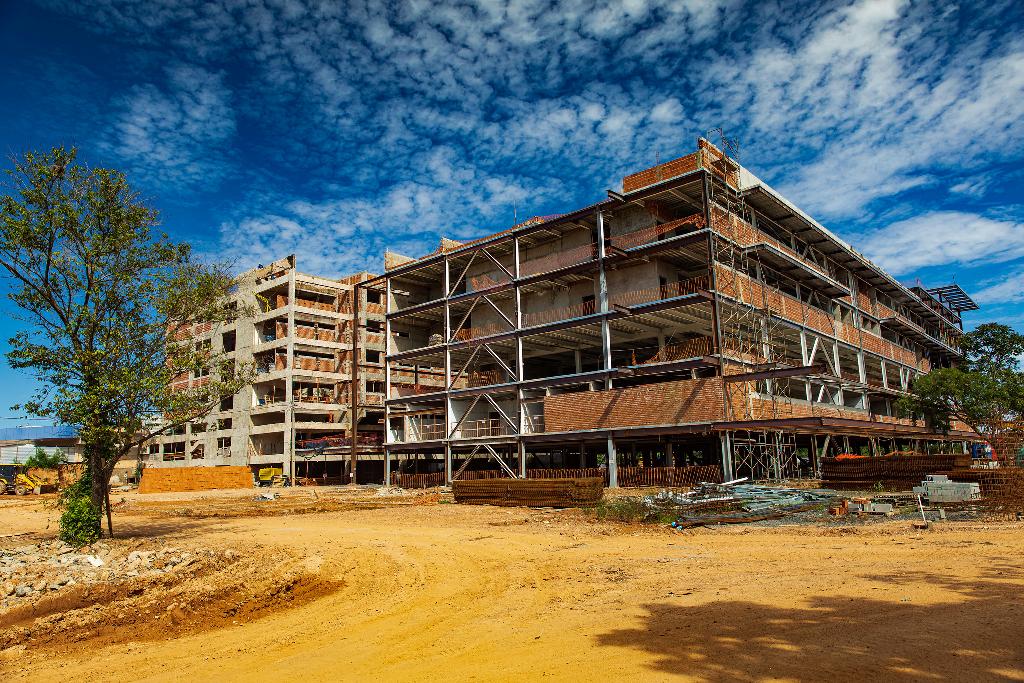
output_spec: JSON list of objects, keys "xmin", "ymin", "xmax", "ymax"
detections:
[
  {"xmin": 384, "ymin": 278, "xmax": 393, "ymax": 466},
  {"xmin": 286, "ymin": 269, "xmax": 296, "ymax": 483},
  {"xmin": 513, "ymin": 238, "xmax": 526, "ymax": 436},
  {"xmin": 607, "ymin": 435, "xmax": 618, "ymax": 488},
  {"xmin": 443, "ymin": 257, "xmax": 453, "ymax": 441},
  {"xmin": 518, "ymin": 440, "xmax": 526, "ymax": 478},
  {"xmin": 720, "ymin": 431, "xmax": 733, "ymax": 480},
  {"xmin": 444, "ymin": 443, "xmax": 452, "ymax": 484},
  {"xmin": 596, "ymin": 211, "xmax": 613, "ymax": 388}
]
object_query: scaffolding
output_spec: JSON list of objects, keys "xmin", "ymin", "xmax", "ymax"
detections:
[{"xmin": 704, "ymin": 133, "xmax": 798, "ymax": 479}]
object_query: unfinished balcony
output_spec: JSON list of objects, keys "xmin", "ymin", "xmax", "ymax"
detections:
[
  {"xmin": 456, "ymin": 418, "xmax": 509, "ymax": 439},
  {"xmin": 449, "ymin": 340, "xmax": 517, "ymax": 394},
  {"xmin": 292, "ymin": 381, "xmax": 342, "ymax": 406},
  {"xmin": 253, "ymin": 380, "xmax": 287, "ymax": 408},
  {"xmin": 711, "ymin": 207, "xmax": 848, "ymax": 297},
  {"xmin": 292, "ymin": 351, "xmax": 342, "ymax": 374},
  {"xmin": 445, "ymin": 240, "xmax": 516, "ymax": 299},
  {"xmin": 294, "ymin": 321, "xmax": 340, "ymax": 344},
  {"xmin": 605, "ymin": 212, "xmax": 707, "ymax": 260},
  {"xmin": 390, "ymin": 412, "xmax": 446, "ymax": 443},
  {"xmin": 449, "ymin": 290, "xmax": 516, "ymax": 344},
  {"xmin": 450, "ymin": 391, "xmax": 518, "ymax": 441}
]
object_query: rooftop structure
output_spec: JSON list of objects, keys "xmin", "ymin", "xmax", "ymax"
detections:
[{"xmin": 370, "ymin": 138, "xmax": 980, "ymax": 487}]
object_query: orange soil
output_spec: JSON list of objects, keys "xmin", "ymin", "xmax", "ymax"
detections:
[{"xmin": 2, "ymin": 487, "xmax": 1023, "ymax": 682}]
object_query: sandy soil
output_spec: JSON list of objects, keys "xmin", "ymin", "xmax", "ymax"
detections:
[{"xmin": 1, "ymin": 486, "xmax": 1023, "ymax": 682}]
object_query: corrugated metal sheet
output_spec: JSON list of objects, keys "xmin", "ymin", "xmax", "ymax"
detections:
[
  {"xmin": 0, "ymin": 424, "xmax": 77, "ymax": 441},
  {"xmin": 2, "ymin": 444, "xmax": 57, "ymax": 464}
]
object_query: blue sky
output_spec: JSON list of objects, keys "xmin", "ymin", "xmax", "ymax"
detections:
[{"xmin": 0, "ymin": 0, "xmax": 1023, "ymax": 418}]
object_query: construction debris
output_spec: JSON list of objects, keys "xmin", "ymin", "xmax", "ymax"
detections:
[{"xmin": 652, "ymin": 480, "xmax": 836, "ymax": 528}]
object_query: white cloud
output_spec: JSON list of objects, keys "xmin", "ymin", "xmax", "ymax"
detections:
[
  {"xmin": 860, "ymin": 212, "xmax": 1024, "ymax": 274},
  {"xmin": 33, "ymin": 0, "xmax": 1024, "ymax": 280},
  {"xmin": 105, "ymin": 64, "xmax": 235, "ymax": 189},
  {"xmin": 949, "ymin": 176, "xmax": 993, "ymax": 198},
  {"xmin": 972, "ymin": 270, "xmax": 1024, "ymax": 306},
  {"xmin": 217, "ymin": 146, "xmax": 561, "ymax": 277},
  {"xmin": 699, "ymin": 0, "xmax": 1024, "ymax": 218}
]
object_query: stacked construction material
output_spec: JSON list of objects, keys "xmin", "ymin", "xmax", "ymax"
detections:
[
  {"xmin": 617, "ymin": 464, "xmax": 722, "ymax": 488},
  {"xmin": 820, "ymin": 453, "xmax": 971, "ymax": 489},
  {"xmin": 912, "ymin": 474, "xmax": 981, "ymax": 503},
  {"xmin": 452, "ymin": 477, "xmax": 604, "ymax": 507},
  {"xmin": 138, "ymin": 466, "xmax": 253, "ymax": 493},
  {"xmin": 396, "ymin": 466, "xmax": 721, "ymax": 490}
]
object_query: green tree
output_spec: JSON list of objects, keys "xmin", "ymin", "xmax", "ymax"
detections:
[
  {"xmin": 0, "ymin": 147, "xmax": 254, "ymax": 540},
  {"xmin": 24, "ymin": 446, "xmax": 64, "ymax": 469},
  {"xmin": 900, "ymin": 323, "xmax": 1024, "ymax": 457}
]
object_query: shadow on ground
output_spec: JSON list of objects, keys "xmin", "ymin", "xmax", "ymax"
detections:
[
  {"xmin": 595, "ymin": 569, "xmax": 1024, "ymax": 681},
  {"xmin": 100, "ymin": 515, "xmax": 222, "ymax": 540}
]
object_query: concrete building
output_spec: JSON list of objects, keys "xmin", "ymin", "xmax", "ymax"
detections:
[
  {"xmin": 373, "ymin": 138, "xmax": 980, "ymax": 486},
  {"xmin": 151, "ymin": 256, "xmax": 387, "ymax": 482}
]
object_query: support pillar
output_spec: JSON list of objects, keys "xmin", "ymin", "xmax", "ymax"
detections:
[
  {"xmin": 384, "ymin": 449, "xmax": 391, "ymax": 486},
  {"xmin": 596, "ymin": 211, "xmax": 613, "ymax": 389},
  {"xmin": 444, "ymin": 443, "xmax": 452, "ymax": 484},
  {"xmin": 720, "ymin": 431, "xmax": 733, "ymax": 480},
  {"xmin": 518, "ymin": 441, "xmax": 526, "ymax": 478},
  {"xmin": 607, "ymin": 435, "xmax": 618, "ymax": 487}
]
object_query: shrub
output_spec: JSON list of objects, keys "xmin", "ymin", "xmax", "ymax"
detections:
[
  {"xmin": 24, "ymin": 447, "xmax": 64, "ymax": 469},
  {"xmin": 594, "ymin": 497, "xmax": 664, "ymax": 523},
  {"xmin": 59, "ymin": 495, "xmax": 101, "ymax": 546},
  {"xmin": 58, "ymin": 467, "xmax": 100, "ymax": 546}
]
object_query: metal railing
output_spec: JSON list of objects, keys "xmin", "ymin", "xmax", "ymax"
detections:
[
  {"xmin": 410, "ymin": 423, "xmax": 445, "ymax": 441},
  {"xmin": 457, "ymin": 418, "xmax": 507, "ymax": 438},
  {"xmin": 519, "ymin": 243, "xmax": 597, "ymax": 276},
  {"xmin": 640, "ymin": 336, "xmax": 713, "ymax": 364},
  {"xmin": 609, "ymin": 213, "xmax": 705, "ymax": 251},
  {"xmin": 610, "ymin": 274, "xmax": 709, "ymax": 308},
  {"xmin": 522, "ymin": 299, "xmax": 596, "ymax": 327}
]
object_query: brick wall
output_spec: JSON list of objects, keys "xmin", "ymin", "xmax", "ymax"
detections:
[
  {"xmin": 622, "ymin": 153, "xmax": 700, "ymax": 192},
  {"xmin": 139, "ymin": 465, "xmax": 253, "ymax": 493},
  {"xmin": 543, "ymin": 378, "xmax": 726, "ymax": 432}
]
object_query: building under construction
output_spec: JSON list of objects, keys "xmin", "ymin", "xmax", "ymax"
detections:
[
  {"xmin": 371, "ymin": 138, "xmax": 980, "ymax": 487},
  {"xmin": 151, "ymin": 256, "xmax": 387, "ymax": 482}
]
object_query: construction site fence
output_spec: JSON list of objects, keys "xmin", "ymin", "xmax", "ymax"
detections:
[{"xmin": 392, "ymin": 465, "xmax": 722, "ymax": 490}]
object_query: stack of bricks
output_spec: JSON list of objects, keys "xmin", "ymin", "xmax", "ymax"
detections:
[{"xmin": 139, "ymin": 466, "xmax": 253, "ymax": 493}]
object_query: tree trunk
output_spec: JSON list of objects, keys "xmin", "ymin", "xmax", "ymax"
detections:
[
  {"xmin": 105, "ymin": 485, "xmax": 114, "ymax": 537},
  {"xmin": 83, "ymin": 437, "xmax": 113, "ymax": 539}
]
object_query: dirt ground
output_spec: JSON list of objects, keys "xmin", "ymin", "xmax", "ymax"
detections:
[{"xmin": 1, "ymin": 486, "xmax": 1023, "ymax": 682}]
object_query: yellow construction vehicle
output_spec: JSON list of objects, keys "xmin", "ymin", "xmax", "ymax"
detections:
[
  {"xmin": 0, "ymin": 465, "xmax": 47, "ymax": 495},
  {"xmin": 256, "ymin": 467, "xmax": 288, "ymax": 487}
]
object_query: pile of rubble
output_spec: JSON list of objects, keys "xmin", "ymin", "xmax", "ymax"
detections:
[
  {"xmin": 643, "ymin": 479, "xmax": 836, "ymax": 528},
  {"xmin": 1, "ymin": 540, "xmax": 210, "ymax": 610}
]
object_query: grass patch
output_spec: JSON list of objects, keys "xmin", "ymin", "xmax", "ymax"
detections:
[{"xmin": 593, "ymin": 497, "xmax": 678, "ymax": 524}]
